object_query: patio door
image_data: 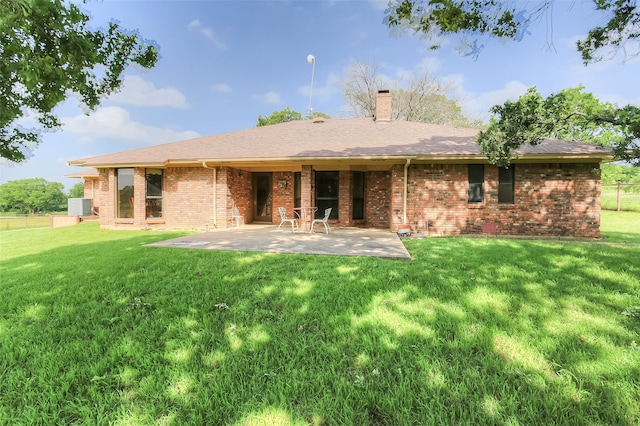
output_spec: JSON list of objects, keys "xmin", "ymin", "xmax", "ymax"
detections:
[
  {"xmin": 253, "ymin": 173, "xmax": 272, "ymax": 222},
  {"xmin": 315, "ymin": 171, "xmax": 339, "ymax": 220}
]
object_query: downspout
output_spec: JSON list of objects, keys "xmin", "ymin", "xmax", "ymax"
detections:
[
  {"xmin": 403, "ymin": 158, "xmax": 411, "ymax": 225},
  {"xmin": 202, "ymin": 161, "xmax": 217, "ymax": 229}
]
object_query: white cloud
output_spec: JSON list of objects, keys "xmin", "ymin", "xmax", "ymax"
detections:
[
  {"xmin": 416, "ymin": 57, "xmax": 444, "ymax": 73},
  {"xmin": 187, "ymin": 19, "xmax": 228, "ymax": 51},
  {"xmin": 212, "ymin": 83, "xmax": 232, "ymax": 93},
  {"xmin": 253, "ymin": 91, "xmax": 282, "ymax": 105},
  {"xmin": 62, "ymin": 106, "xmax": 200, "ymax": 145},
  {"xmin": 107, "ymin": 75, "xmax": 188, "ymax": 108},
  {"xmin": 460, "ymin": 81, "xmax": 529, "ymax": 122}
]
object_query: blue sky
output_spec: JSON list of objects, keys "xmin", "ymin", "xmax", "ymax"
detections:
[{"xmin": 2, "ymin": 0, "xmax": 639, "ymax": 190}]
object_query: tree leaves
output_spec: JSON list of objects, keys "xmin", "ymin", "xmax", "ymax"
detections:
[
  {"xmin": 0, "ymin": 0, "xmax": 159, "ymax": 162},
  {"xmin": 0, "ymin": 178, "xmax": 66, "ymax": 214},
  {"xmin": 478, "ymin": 86, "xmax": 640, "ymax": 167},
  {"xmin": 385, "ymin": 0, "xmax": 639, "ymax": 64},
  {"xmin": 256, "ymin": 108, "xmax": 303, "ymax": 127}
]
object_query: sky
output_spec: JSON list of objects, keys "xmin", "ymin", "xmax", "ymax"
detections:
[{"xmin": 2, "ymin": 0, "xmax": 639, "ymax": 190}]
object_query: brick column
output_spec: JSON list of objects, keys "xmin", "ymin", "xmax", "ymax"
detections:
[
  {"xmin": 339, "ymin": 170, "xmax": 351, "ymax": 226},
  {"xmin": 101, "ymin": 169, "xmax": 114, "ymax": 227},
  {"xmin": 216, "ymin": 167, "xmax": 230, "ymax": 228},
  {"xmin": 390, "ymin": 164, "xmax": 405, "ymax": 230},
  {"xmin": 133, "ymin": 168, "xmax": 146, "ymax": 227},
  {"xmin": 301, "ymin": 165, "xmax": 313, "ymax": 209}
]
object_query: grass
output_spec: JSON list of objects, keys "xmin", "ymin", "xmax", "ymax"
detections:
[
  {"xmin": 0, "ymin": 216, "xmax": 639, "ymax": 425},
  {"xmin": 600, "ymin": 210, "xmax": 640, "ymax": 243},
  {"xmin": 601, "ymin": 186, "xmax": 640, "ymax": 212}
]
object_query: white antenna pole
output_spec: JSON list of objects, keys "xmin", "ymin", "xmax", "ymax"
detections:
[{"xmin": 307, "ymin": 54, "xmax": 315, "ymax": 118}]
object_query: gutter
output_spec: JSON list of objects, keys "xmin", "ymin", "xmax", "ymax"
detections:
[{"xmin": 202, "ymin": 161, "xmax": 217, "ymax": 229}]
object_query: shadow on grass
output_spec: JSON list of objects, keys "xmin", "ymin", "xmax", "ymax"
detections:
[{"xmin": 1, "ymin": 229, "xmax": 639, "ymax": 425}]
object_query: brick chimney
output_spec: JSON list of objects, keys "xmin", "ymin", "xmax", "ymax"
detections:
[{"xmin": 375, "ymin": 90, "xmax": 392, "ymax": 122}]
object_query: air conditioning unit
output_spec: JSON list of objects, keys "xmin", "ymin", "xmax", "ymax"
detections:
[{"xmin": 68, "ymin": 198, "xmax": 93, "ymax": 216}]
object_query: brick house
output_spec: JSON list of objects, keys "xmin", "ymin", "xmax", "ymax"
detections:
[{"xmin": 68, "ymin": 91, "xmax": 611, "ymax": 237}]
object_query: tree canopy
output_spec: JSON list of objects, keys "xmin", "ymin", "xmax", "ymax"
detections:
[
  {"xmin": 478, "ymin": 86, "xmax": 640, "ymax": 167},
  {"xmin": 383, "ymin": 2, "xmax": 639, "ymax": 166},
  {"xmin": 1, "ymin": 0, "xmax": 159, "ymax": 162},
  {"xmin": 0, "ymin": 178, "xmax": 66, "ymax": 214},
  {"xmin": 256, "ymin": 108, "xmax": 303, "ymax": 127},
  {"xmin": 341, "ymin": 60, "xmax": 478, "ymax": 127},
  {"xmin": 601, "ymin": 162, "xmax": 640, "ymax": 184},
  {"xmin": 68, "ymin": 182, "xmax": 85, "ymax": 198},
  {"xmin": 385, "ymin": 0, "xmax": 640, "ymax": 64}
]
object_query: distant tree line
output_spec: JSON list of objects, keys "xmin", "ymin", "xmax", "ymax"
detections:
[
  {"xmin": 601, "ymin": 164, "xmax": 640, "ymax": 195},
  {"xmin": 0, "ymin": 178, "xmax": 84, "ymax": 214}
]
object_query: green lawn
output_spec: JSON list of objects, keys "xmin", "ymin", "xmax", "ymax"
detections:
[
  {"xmin": 601, "ymin": 186, "xmax": 640, "ymax": 212},
  {"xmin": 600, "ymin": 210, "xmax": 640, "ymax": 243},
  {"xmin": 1, "ymin": 217, "xmax": 639, "ymax": 425}
]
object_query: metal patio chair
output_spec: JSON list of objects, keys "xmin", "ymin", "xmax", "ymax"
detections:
[
  {"xmin": 310, "ymin": 207, "xmax": 332, "ymax": 234},
  {"xmin": 231, "ymin": 205, "xmax": 244, "ymax": 227},
  {"xmin": 277, "ymin": 207, "xmax": 298, "ymax": 233}
]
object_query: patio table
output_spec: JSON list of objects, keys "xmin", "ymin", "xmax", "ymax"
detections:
[{"xmin": 294, "ymin": 207, "xmax": 318, "ymax": 233}]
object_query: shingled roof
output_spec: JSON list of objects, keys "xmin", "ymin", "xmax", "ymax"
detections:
[{"xmin": 68, "ymin": 117, "xmax": 611, "ymax": 168}]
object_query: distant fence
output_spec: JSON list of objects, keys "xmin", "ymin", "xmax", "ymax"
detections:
[
  {"xmin": 601, "ymin": 184, "xmax": 640, "ymax": 212},
  {"xmin": 0, "ymin": 215, "xmax": 55, "ymax": 231}
]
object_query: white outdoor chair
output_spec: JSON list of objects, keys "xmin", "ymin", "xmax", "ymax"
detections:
[
  {"xmin": 231, "ymin": 205, "xmax": 244, "ymax": 227},
  {"xmin": 310, "ymin": 207, "xmax": 332, "ymax": 234},
  {"xmin": 277, "ymin": 207, "xmax": 298, "ymax": 233}
]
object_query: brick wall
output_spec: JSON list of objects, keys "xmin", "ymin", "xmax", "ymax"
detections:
[
  {"xmin": 272, "ymin": 172, "xmax": 296, "ymax": 221},
  {"xmin": 365, "ymin": 171, "xmax": 391, "ymax": 228},
  {"xmin": 224, "ymin": 168, "xmax": 252, "ymax": 224},
  {"xmin": 395, "ymin": 162, "xmax": 601, "ymax": 237},
  {"xmin": 94, "ymin": 162, "xmax": 601, "ymax": 237},
  {"xmin": 301, "ymin": 165, "xmax": 313, "ymax": 214},
  {"xmin": 162, "ymin": 167, "xmax": 214, "ymax": 229},
  {"xmin": 338, "ymin": 171, "xmax": 352, "ymax": 226},
  {"xmin": 98, "ymin": 169, "xmax": 114, "ymax": 226},
  {"xmin": 83, "ymin": 174, "xmax": 107, "ymax": 215}
]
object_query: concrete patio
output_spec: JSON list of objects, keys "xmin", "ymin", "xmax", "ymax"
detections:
[{"xmin": 146, "ymin": 225, "xmax": 412, "ymax": 259}]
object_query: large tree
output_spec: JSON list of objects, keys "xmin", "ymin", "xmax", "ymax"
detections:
[
  {"xmin": 385, "ymin": 0, "xmax": 640, "ymax": 64},
  {"xmin": 1, "ymin": 0, "xmax": 159, "ymax": 162},
  {"xmin": 478, "ymin": 86, "xmax": 640, "ymax": 167},
  {"xmin": 0, "ymin": 178, "xmax": 66, "ymax": 214},
  {"xmin": 342, "ymin": 60, "xmax": 478, "ymax": 126}
]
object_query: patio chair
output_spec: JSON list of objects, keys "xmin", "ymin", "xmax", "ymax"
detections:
[
  {"xmin": 277, "ymin": 207, "xmax": 298, "ymax": 233},
  {"xmin": 310, "ymin": 207, "xmax": 332, "ymax": 234},
  {"xmin": 231, "ymin": 205, "xmax": 244, "ymax": 227}
]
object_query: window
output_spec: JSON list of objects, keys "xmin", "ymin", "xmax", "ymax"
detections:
[
  {"xmin": 315, "ymin": 171, "xmax": 339, "ymax": 220},
  {"xmin": 116, "ymin": 168, "xmax": 134, "ymax": 218},
  {"xmin": 294, "ymin": 172, "xmax": 301, "ymax": 209},
  {"xmin": 468, "ymin": 164, "xmax": 484, "ymax": 204},
  {"xmin": 146, "ymin": 168, "xmax": 163, "ymax": 218},
  {"xmin": 352, "ymin": 171, "xmax": 364, "ymax": 220},
  {"xmin": 498, "ymin": 166, "xmax": 515, "ymax": 204}
]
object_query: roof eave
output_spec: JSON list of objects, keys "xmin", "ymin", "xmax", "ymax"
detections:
[
  {"xmin": 67, "ymin": 161, "xmax": 169, "ymax": 168},
  {"xmin": 68, "ymin": 152, "xmax": 612, "ymax": 169},
  {"xmin": 510, "ymin": 153, "xmax": 613, "ymax": 163}
]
